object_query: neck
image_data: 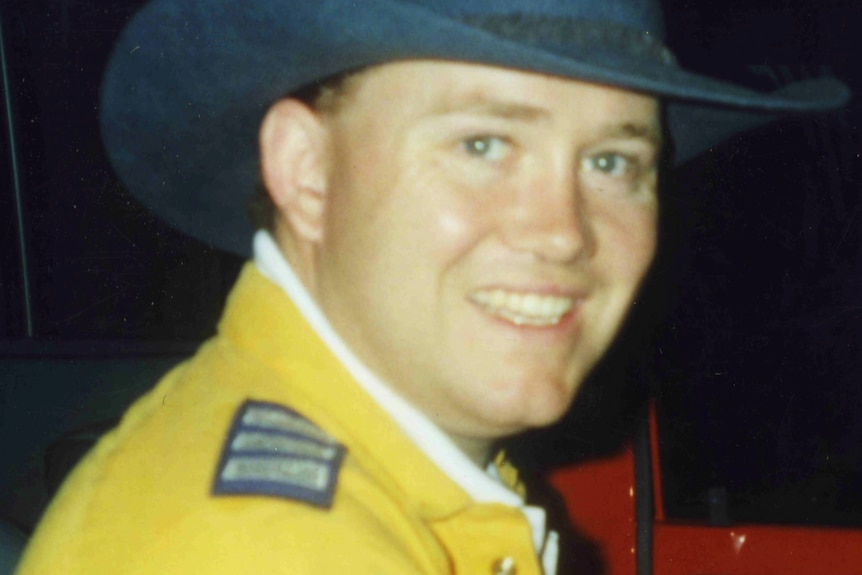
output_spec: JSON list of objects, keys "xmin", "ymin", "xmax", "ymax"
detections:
[
  {"xmin": 272, "ymin": 221, "xmax": 318, "ymax": 291},
  {"xmin": 451, "ymin": 434, "xmax": 495, "ymax": 468}
]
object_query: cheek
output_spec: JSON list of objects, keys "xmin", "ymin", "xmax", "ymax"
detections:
[
  {"xmin": 428, "ymin": 208, "xmax": 488, "ymax": 262},
  {"xmin": 389, "ymin": 169, "xmax": 498, "ymax": 265},
  {"xmin": 600, "ymin": 205, "xmax": 658, "ymax": 286},
  {"xmin": 436, "ymin": 210, "xmax": 472, "ymax": 238}
]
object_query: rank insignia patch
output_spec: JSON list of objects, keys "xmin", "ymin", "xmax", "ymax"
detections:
[{"xmin": 213, "ymin": 400, "xmax": 346, "ymax": 508}]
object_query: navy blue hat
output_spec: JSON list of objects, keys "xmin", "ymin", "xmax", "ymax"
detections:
[{"xmin": 100, "ymin": 0, "xmax": 849, "ymax": 256}]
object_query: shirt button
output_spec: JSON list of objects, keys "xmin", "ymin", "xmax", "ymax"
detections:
[{"xmin": 492, "ymin": 557, "xmax": 517, "ymax": 575}]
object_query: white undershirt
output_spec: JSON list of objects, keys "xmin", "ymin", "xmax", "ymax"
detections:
[{"xmin": 253, "ymin": 231, "xmax": 558, "ymax": 574}]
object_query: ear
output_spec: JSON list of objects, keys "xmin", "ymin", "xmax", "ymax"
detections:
[{"xmin": 259, "ymin": 98, "xmax": 329, "ymax": 244}]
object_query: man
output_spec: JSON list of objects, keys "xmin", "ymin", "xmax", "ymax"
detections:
[{"xmin": 16, "ymin": 1, "xmax": 847, "ymax": 574}]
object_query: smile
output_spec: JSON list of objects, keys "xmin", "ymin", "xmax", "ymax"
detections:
[{"xmin": 468, "ymin": 289, "xmax": 575, "ymax": 326}]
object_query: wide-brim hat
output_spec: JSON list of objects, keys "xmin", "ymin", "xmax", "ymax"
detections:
[{"xmin": 100, "ymin": 0, "xmax": 849, "ymax": 256}]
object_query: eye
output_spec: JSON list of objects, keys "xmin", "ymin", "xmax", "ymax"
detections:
[
  {"xmin": 461, "ymin": 135, "xmax": 510, "ymax": 162},
  {"xmin": 583, "ymin": 152, "xmax": 633, "ymax": 177},
  {"xmin": 580, "ymin": 148, "xmax": 657, "ymax": 198}
]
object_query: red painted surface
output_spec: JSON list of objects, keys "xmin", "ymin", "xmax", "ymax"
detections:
[
  {"xmin": 653, "ymin": 522, "xmax": 862, "ymax": 575},
  {"xmin": 549, "ymin": 403, "xmax": 862, "ymax": 575},
  {"xmin": 549, "ymin": 448, "xmax": 637, "ymax": 575},
  {"xmin": 648, "ymin": 402, "xmax": 665, "ymax": 523}
]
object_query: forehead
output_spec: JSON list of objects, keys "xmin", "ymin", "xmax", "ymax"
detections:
[{"xmin": 333, "ymin": 60, "xmax": 661, "ymax": 139}]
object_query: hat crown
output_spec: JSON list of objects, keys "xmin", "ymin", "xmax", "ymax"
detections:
[{"xmin": 399, "ymin": 0, "xmax": 666, "ymax": 39}]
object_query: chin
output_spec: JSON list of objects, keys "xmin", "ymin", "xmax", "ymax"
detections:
[
  {"xmin": 487, "ymin": 376, "xmax": 579, "ymax": 434},
  {"xmin": 523, "ymin": 399, "xmax": 574, "ymax": 429}
]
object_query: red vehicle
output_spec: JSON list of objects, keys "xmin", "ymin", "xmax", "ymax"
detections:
[{"xmin": 551, "ymin": 401, "xmax": 862, "ymax": 575}]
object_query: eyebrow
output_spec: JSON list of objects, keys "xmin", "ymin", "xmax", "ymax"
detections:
[
  {"xmin": 428, "ymin": 92, "xmax": 552, "ymax": 122},
  {"xmin": 599, "ymin": 122, "xmax": 664, "ymax": 148},
  {"xmin": 427, "ymin": 91, "xmax": 663, "ymax": 146}
]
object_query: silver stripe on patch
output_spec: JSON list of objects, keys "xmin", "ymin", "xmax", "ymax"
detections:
[
  {"xmin": 242, "ymin": 406, "xmax": 333, "ymax": 443},
  {"xmin": 221, "ymin": 457, "xmax": 330, "ymax": 492},
  {"xmin": 230, "ymin": 431, "xmax": 339, "ymax": 460}
]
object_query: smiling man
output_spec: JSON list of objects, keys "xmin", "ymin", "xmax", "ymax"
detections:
[
  {"xmin": 16, "ymin": 1, "xmax": 847, "ymax": 574},
  {"xmin": 273, "ymin": 62, "xmax": 661, "ymax": 460}
]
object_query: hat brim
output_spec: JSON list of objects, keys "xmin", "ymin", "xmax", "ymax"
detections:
[{"xmin": 100, "ymin": 0, "xmax": 850, "ymax": 256}]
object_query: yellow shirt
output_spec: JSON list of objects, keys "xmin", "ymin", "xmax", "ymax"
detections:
[{"xmin": 17, "ymin": 265, "xmax": 543, "ymax": 575}]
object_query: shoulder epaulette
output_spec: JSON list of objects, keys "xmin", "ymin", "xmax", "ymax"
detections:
[{"xmin": 212, "ymin": 400, "xmax": 346, "ymax": 508}]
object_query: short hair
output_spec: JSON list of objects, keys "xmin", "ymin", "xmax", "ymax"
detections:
[{"xmin": 248, "ymin": 71, "xmax": 358, "ymax": 231}]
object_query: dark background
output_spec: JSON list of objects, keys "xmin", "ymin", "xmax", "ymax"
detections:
[
  {"xmin": 0, "ymin": 0, "xmax": 860, "ymax": 530},
  {"xmin": 659, "ymin": 0, "xmax": 862, "ymax": 525}
]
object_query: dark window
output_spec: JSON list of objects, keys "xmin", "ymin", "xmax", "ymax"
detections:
[
  {"xmin": 0, "ymin": 0, "xmax": 242, "ymax": 343},
  {"xmin": 654, "ymin": 0, "xmax": 862, "ymax": 526}
]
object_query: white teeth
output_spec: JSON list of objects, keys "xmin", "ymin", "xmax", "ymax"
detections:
[{"xmin": 469, "ymin": 289, "xmax": 575, "ymax": 326}]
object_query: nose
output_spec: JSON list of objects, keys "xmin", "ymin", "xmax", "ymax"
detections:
[{"xmin": 501, "ymin": 165, "xmax": 595, "ymax": 263}]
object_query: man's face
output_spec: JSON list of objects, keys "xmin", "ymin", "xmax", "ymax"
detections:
[{"xmin": 307, "ymin": 61, "xmax": 659, "ymax": 442}]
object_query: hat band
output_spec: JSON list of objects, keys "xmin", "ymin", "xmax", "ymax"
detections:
[{"xmin": 459, "ymin": 14, "xmax": 677, "ymax": 67}]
